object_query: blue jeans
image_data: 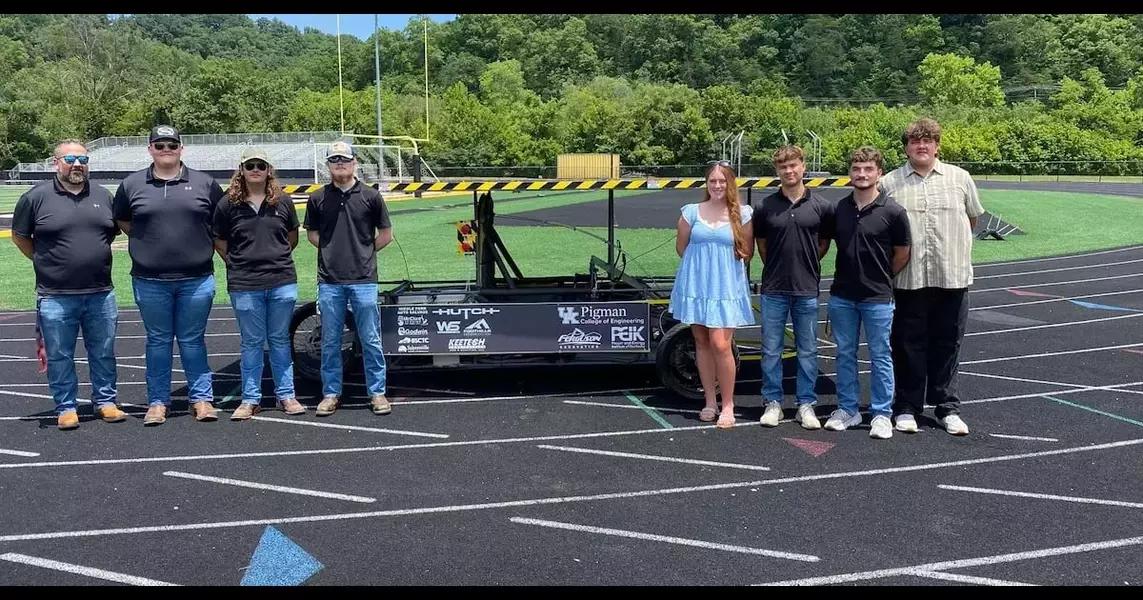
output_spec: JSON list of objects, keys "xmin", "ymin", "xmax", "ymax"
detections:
[
  {"xmin": 761, "ymin": 294, "xmax": 820, "ymax": 405},
  {"xmin": 37, "ymin": 291, "xmax": 118, "ymax": 416},
  {"xmin": 231, "ymin": 284, "xmax": 298, "ymax": 404},
  {"xmin": 132, "ymin": 275, "xmax": 215, "ymax": 406},
  {"xmin": 318, "ymin": 283, "xmax": 386, "ymax": 398},
  {"xmin": 828, "ymin": 296, "xmax": 895, "ymax": 418}
]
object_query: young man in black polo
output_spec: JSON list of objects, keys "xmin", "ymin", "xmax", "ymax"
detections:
[
  {"xmin": 12, "ymin": 140, "xmax": 126, "ymax": 430},
  {"xmin": 113, "ymin": 125, "xmax": 226, "ymax": 426},
  {"xmin": 754, "ymin": 145, "xmax": 832, "ymax": 430},
  {"xmin": 304, "ymin": 141, "xmax": 393, "ymax": 417},
  {"xmin": 822, "ymin": 146, "xmax": 912, "ymax": 440}
]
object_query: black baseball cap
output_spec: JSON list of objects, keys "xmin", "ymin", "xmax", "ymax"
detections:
[{"xmin": 149, "ymin": 125, "xmax": 181, "ymax": 144}]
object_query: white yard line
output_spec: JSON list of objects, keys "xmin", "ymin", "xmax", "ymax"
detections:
[
  {"xmin": 536, "ymin": 444, "xmax": 771, "ymax": 471},
  {"xmin": 163, "ymin": 471, "xmax": 376, "ymax": 503},
  {"xmin": 509, "ymin": 517, "xmax": 817, "ymax": 562},
  {"xmin": 0, "ymin": 553, "xmax": 179, "ymax": 586}
]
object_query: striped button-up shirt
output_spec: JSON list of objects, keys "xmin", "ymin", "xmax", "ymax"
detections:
[{"xmin": 879, "ymin": 159, "xmax": 986, "ymax": 290}]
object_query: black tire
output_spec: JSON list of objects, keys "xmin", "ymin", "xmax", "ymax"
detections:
[
  {"xmin": 654, "ymin": 323, "xmax": 741, "ymax": 400},
  {"xmin": 289, "ymin": 301, "xmax": 360, "ymax": 383}
]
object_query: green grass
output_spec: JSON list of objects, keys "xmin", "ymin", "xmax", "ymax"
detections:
[
  {"xmin": 2, "ymin": 188, "xmax": 1142, "ymax": 310},
  {"xmin": 974, "ymin": 174, "xmax": 1143, "ymax": 183}
]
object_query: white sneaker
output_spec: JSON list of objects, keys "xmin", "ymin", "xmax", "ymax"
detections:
[
  {"xmin": 759, "ymin": 402, "xmax": 783, "ymax": 427},
  {"xmin": 795, "ymin": 404, "xmax": 821, "ymax": 430},
  {"xmin": 869, "ymin": 415, "xmax": 893, "ymax": 439},
  {"xmin": 824, "ymin": 409, "xmax": 862, "ymax": 431},
  {"xmin": 894, "ymin": 414, "xmax": 919, "ymax": 433},
  {"xmin": 941, "ymin": 414, "xmax": 969, "ymax": 436}
]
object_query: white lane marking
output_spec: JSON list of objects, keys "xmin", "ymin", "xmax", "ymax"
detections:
[
  {"xmin": 971, "ymin": 288, "xmax": 1143, "ymax": 312},
  {"xmin": 938, "ymin": 484, "xmax": 1143, "ymax": 509},
  {"xmin": 0, "ymin": 448, "xmax": 40, "ymax": 457},
  {"xmin": 816, "ymin": 273, "xmax": 1143, "ymax": 306},
  {"xmin": 0, "ymin": 437, "xmax": 1140, "ymax": 543},
  {"xmin": 973, "ymin": 257, "xmax": 1143, "ymax": 280},
  {"xmin": 911, "ymin": 570, "xmax": 1039, "ymax": 586},
  {"xmin": 754, "ymin": 535, "xmax": 1143, "ymax": 586},
  {"xmin": 509, "ymin": 517, "xmax": 817, "ymax": 562},
  {"xmin": 536, "ymin": 444, "xmax": 771, "ymax": 471},
  {"xmin": 961, "ymin": 342, "xmax": 1143, "ymax": 365},
  {"xmin": 988, "ymin": 434, "xmax": 1059, "ymax": 442},
  {"xmin": 248, "ymin": 415, "xmax": 450, "ymax": 439},
  {"xmin": 0, "ymin": 553, "xmax": 179, "ymax": 586},
  {"xmin": 163, "ymin": 471, "xmax": 377, "ymax": 503},
  {"xmin": 974, "ymin": 245, "xmax": 1143, "ymax": 268}
]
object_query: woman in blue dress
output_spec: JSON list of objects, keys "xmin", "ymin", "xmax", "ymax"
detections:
[{"xmin": 669, "ymin": 162, "xmax": 755, "ymax": 429}]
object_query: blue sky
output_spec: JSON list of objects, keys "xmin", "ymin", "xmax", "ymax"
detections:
[{"xmin": 249, "ymin": 14, "xmax": 455, "ymax": 40}]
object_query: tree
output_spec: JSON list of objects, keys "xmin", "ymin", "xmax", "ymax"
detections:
[{"xmin": 918, "ymin": 53, "xmax": 1005, "ymax": 109}]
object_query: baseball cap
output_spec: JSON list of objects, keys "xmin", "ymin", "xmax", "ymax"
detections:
[
  {"xmin": 326, "ymin": 141, "xmax": 355, "ymax": 159},
  {"xmin": 240, "ymin": 146, "xmax": 271, "ymax": 166},
  {"xmin": 149, "ymin": 125, "xmax": 181, "ymax": 144}
]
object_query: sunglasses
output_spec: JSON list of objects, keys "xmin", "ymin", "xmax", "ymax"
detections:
[
  {"xmin": 152, "ymin": 142, "xmax": 181, "ymax": 151},
  {"xmin": 58, "ymin": 154, "xmax": 89, "ymax": 165},
  {"xmin": 243, "ymin": 161, "xmax": 268, "ymax": 171},
  {"xmin": 327, "ymin": 155, "xmax": 354, "ymax": 164},
  {"xmin": 708, "ymin": 160, "xmax": 731, "ymax": 167}
]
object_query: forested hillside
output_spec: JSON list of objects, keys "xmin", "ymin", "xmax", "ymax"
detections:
[{"xmin": 2, "ymin": 14, "xmax": 1142, "ymax": 174}]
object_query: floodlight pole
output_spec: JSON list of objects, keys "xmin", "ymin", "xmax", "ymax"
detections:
[{"xmin": 374, "ymin": 14, "xmax": 386, "ymax": 180}]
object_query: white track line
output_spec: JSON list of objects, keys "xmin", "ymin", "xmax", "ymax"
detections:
[
  {"xmin": 0, "ymin": 448, "xmax": 40, "ymax": 457},
  {"xmin": 1, "ymin": 437, "xmax": 1141, "ymax": 543},
  {"xmin": 247, "ymin": 415, "xmax": 450, "ymax": 439},
  {"xmin": 961, "ymin": 342, "xmax": 1143, "ymax": 365},
  {"xmin": 989, "ymin": 434, "xmax": 1059, "ymax": 442},
  {"xmin": 959, "ymin": 371, "xmax": 1143, "ymax": 396},
  {"xmin": 755, "ymin": 535, "xmax": 1143, "ymax": 586},
  {"xmin": 973, "ymin": 257, "xmax": 1143, "ymax": 280},
  {"xmin": 536, "ymin": 444, "xmax": 771, "ymax": 471},
  {"xmin": 816, "ymin": 273, "xmax": 1143, "ymax": 306},
  {"xmin": 0, "ymin": 553, "xmax": 179, "ymax": 586},
  {"xmin": 910, "ymin": 570, "xmax": 1038, "ymax": 586},
  {"xmin": 163, "ymin": 471, "xmax": 377, "ymax": 503},
  {"xmin": 971, "ymin": 288, "xmax": 1143, "ymax": 312},
  {"xmin": 974, "ymin": 245, "xmax": 1143, "ymax": 268},
  {"xmin": 963, "ymin": 381, "xmax": 1143, "ymax": 405},
  {"xmin": 938, "ymin": 484, "xmax": 1143, "ymax": 509},
  {"xmin": 509, "ymin": 517, "xmax": 817, "ymax": 561}
]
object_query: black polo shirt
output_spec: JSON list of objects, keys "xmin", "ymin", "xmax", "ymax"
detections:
[
  {"xmin": 213, "ymin": 196, "xmax": 300, "ymax": 292},
  {"xmin": 303, "ymin": 180, "xmax": 391, "ymax": 284},
  {"xmin": 112, "ymin": 163, "xmax": 225, "ymax": 280},
  {"xmin": 753, "ymin": 188, "xmax": 833, "ymax": 296},
  {"xmin": 827, "ymin": 191, "xmax": 912, "ymax": 303},
  {"xmin": 11, "ymin": 178, "xmax": 118, "ymax": 296}
]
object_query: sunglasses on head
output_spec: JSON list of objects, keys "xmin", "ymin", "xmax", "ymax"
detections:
[
  {"xmin": 327, "ymin": 155, "xmax": 354, "ymax": 164},
  {"xmin": 152, "ymin": 142, "xmax": 180, "ymax": 151},
  {"xmin": 243, "ymin": 161, "xmax": 268, "ymax": 171},
  {"xmin": 58, "ymin": 154, "xmax": 89, "ymax": 165},
  {"xmin": 708, "ymin": 160, "xmax": 731, "ymax": 167}
]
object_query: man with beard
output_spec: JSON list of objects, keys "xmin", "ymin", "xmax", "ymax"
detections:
[
  {"xmin": 821, "ymin": 147, "xmax": 911, "ymax": 440},
  {"xmin": 12, "ymin": 140, "xmax": 125, "ymax": 430}
]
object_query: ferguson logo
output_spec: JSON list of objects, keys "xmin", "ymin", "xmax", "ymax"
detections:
[{"xmin": 557, "ymin": 328, "xmax": 602, "ymax": 348}]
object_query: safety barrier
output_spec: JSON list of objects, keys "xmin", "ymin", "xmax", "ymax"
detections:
[{"xmin": 282, "ymin": 176, "xmax": 852, "ymax": 196}]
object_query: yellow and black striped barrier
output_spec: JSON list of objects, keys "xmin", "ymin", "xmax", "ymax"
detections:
[{"xmin": 283, "ymin": 177, "xmax": 852, "ymax": 196}]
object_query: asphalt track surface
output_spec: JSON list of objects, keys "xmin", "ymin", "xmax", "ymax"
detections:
[{"xmin": 1, "ymin": 236, "xmax": 1143, "ymax": 584}]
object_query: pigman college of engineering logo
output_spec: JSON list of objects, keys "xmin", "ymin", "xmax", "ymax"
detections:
[{"xmin": 557, "ymin": 306, "xmax": 580, "ymax": 325}]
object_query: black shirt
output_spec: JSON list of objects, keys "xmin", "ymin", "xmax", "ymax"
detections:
[
  {"xmin": 112, "ymin": 164, "xmax": 225, "ymax": 280},
  {"xmin": 303, "ymin": 180, "xmax": 391, "ymax": 284},
  {"xmin": 11, "ymin": 178, "xmax": 118, "ymax": 296},
  {"xmin": 826, "ymin": 191, "xmax": 912, "ymax": 303},
  {"xmin": 213, "ymin": 196, "xmax": 300, "ymax": 292},
  {"xmin": 753, "ymin": 188, "xmax": 833, "ymax": 297}
]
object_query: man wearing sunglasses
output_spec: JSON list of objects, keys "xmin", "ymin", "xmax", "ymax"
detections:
[
  {"xmin": 12, "ymin": 140, "xmax": 125, "ymax": 430},
  {"xmin": 113, "ymin": 125, "xmax": 226, "ymax": 426},
  {"xmin": 303, "ymin": 141, "xmax": 393, "ymax": 417}
]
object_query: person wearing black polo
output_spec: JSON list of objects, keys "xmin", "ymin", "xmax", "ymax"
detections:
[
  {"xmin": 213, "ymin": 147, "xmax": 306, "ymax": 421},
  {"xmin": 304, "ymin": 141, "xmax": 393, "ymax": 417},
  {"xmin": 12, "ymin": 140, "xmax": 126, "ymax": 430},
  {"xmin": 753, "ymin": 145, "xmax": 832, "ymax": 431},
  {"xmin": 822, "ymin": 146, "xmax": 912, "ymax": 440},
  {"xmin": 113, "ymin": 125, "xmax": 225, "ymax": 426}
]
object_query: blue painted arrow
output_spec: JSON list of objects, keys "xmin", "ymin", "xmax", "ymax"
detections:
[
  {"xmin": 1068, "ymin": 300, "xmax": 1139, "ymax": 312},
  {"xmin": 241, "ymin": 526, "xmax": 324, "ymax": 586}
]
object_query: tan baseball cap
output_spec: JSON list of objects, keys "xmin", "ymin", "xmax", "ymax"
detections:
[
  {"xmin": 327, "ymin": 141, "xmax": 356, "ymax": 159},
  {"xmin": 240, "ymin": 146, "xmax": 271, "ymax": 166}
]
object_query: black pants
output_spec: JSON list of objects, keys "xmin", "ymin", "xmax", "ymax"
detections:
[{"xmin": 891, "ymin": 287, "xmax": 969, "ymax": 419}]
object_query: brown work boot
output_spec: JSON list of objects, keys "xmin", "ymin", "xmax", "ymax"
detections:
[
  {"xmin": 57, "ymin": 411, "xmax": 79, "ymax": 430},
  {"xmin": 370, "ymin": 394, "xmax": 392, "ymax": 415},
  {"xmin": 96, "ymin": 404, "xmax": 127, "ymax": 423},
  {"xmin": 277, "ymin": 398, "xmax": 306, "ymax": 415},
  {"xmin": 143, "ymin": 404, "xmax": 168, "ymax": 426},
  {"xmin": 191, "ymin": 401, "xmax": 218, "ymax": 422},
  {"xmin": 315, "ymin": 395, "xmax": 339, "ymax": 417},
  {"xmin": 230, "ymin": 403, "xmax": 260, "ymax": 421}
]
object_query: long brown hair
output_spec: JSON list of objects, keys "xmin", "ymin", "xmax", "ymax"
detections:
[
  {"xmin": 226, "ymin": 165, "xmax": 283, "ymax": 205},
  {"xmin": 703, "ymin": 163, "xmax": 749, "ymax": 260}
]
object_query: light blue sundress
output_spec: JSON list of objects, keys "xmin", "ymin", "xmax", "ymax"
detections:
[{"xmin": 669, "ymin": 202, "xmax": 756, "ymax": 328}]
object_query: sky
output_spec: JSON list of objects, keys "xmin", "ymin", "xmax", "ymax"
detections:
[{"xmin": 249, "ymin": 14, "xmax": 455, "ymax": 40}]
